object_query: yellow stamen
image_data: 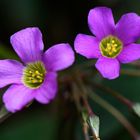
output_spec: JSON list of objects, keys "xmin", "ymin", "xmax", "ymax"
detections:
[
  {"xmin": 107, "ymin": 43, "xmax": 110, "ymax": 46},
  {"xmin": 35, "ymin": 70, "xmax": 39, "ymax": 74},
  {"xmin": 32, "ymin": 74, "xmax": 35, "ymax": 77},
  {"xmin": 32, "ymin": 80, "xmax": 36, "ymax": 83},
  {"xmin": 29, "ymin": 71, "xmax": 32, "ymax": 74},
  {"xmin": 107, "ymin": 46, "xmax": 111, "ymax": 50},
  {"xmin": 100, "ymin": 35, "xmax": 122, "ymax": 58},
  {"xmin": 112, "ymin": 40, "xmax": 115, "ymax": 44},
  {"xmin": 29, "ymin": 77, "xmax": 32, "ymax": 80},
  {"xmin": 37, "ymin": 75, "xmax": 41, "ymax": 79},
  {"xmin": 39, "ymin": 79, "xmax": 43, "ymax": 83},
  {"xmin": 113, "ymin": 48, "xmax": 117, "ymax": 52}
]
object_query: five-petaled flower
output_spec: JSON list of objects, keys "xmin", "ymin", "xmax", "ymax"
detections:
[
  {"xmin": 0, "ymin": 27, "xmax": 75, "ymax": 112},
  {"xmin": 74, "ymin": 7, "xmax": 140, "ymax": 79}
]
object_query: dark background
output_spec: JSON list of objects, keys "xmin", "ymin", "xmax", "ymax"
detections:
[{"xmin": 0, "ymin": 0, "xmax": 140, "ymax": 140}]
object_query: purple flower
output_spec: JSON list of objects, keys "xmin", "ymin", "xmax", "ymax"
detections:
[
  {"xmin": 74, "ymin": 7, "xmax": 140, "ymax": 79},
  {"xmin": 0, "ymin": 27, "xmax": 75, "ymax": 112}
]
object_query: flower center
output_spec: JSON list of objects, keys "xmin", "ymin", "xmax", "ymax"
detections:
[
  {"xmin": 99, "ymin": 35, "xmax": 123, "ymax": 58},
  {"xmin": 22, "ymin": 61, "xmax": 46, "ymax": 89}
]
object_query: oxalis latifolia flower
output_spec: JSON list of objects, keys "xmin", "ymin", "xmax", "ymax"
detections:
[
  {"xmin": 0, "ymin": 27, "xmax": 75, "ymax": 113},
  {"xmin": 74, "ymin": 7, "xmax": 140, "ymax": 79}
]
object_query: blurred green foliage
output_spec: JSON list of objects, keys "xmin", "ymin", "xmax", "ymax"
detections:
[
  {"xmin": 0, "ymin": 0, "xmax": 140, "ymax": 140},
  {"xmin": 0, "ymin": 106, "xmax": 60, "ymax": 140}
]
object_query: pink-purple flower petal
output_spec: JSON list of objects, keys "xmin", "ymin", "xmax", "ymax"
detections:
[
  {"xmin": 35, "ymin": 72, "xmax": 58, "ymax": 104},
  {"xmin": 35, "ymin": 92, "xmax": 50, "ymax": 104},
  {"xmin": 3, "ymin": 84, "xmax": 34, "ymax": 113},
  {"xmin": 116, "ymin": 13, "xmax": 140, "ymax": 45},
  {"xmin": 118, "ymin": 43, "xmax": 140, "ymax": 63},
  {"xmin": 0, "ymin": 60, "xmax": 24, "ymax": 88},
  {"xmin": 95, "ymin": 57, "xmax": 120, "ymax": 79},
  {"xmin": 88, "ymin": 7, "xmax": 115, "ymax": 40},
  {"xmin": 74, "ymin": 34, "xmax": 101, "ymax": 59},
  {"xmin": 43, "ymin": 43, "xmax": 74, "ymax": 71},
  {"xmin": 10, "ymin": 27, "xmax": 44, "ymax": 63}
]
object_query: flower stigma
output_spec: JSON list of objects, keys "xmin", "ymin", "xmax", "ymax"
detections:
[
  {"xmin": 99, "ymin": 35, "xmax": 123, "ymax": 58},
  {"xmin": 22, "ymin": 61, "xmax": 46, "ymax": 89}
]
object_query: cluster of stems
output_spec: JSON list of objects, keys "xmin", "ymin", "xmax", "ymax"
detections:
[{"xmin": 1, "ymin": 60, "xmax": 140, "ymax": 140}]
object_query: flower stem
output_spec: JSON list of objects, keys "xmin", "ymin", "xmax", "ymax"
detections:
[
  {"xmin": 0, "ymin": 106, "xmax": 11, "ymax": 124},
  {"xmin": 74, "ymin": 75, "xmax": 101, "ymax": 140},
  {"xmin": 121, "ymin": 69, "xmax": 140, "ymax": 77},
  {"xmin": 83, "ymin": 122, "xmax": 90, "ymax": 140},
  {"xmin": 128, "ymin": 61, "xmax": 140, "ymax": 68},
  {"xmin": 87, "ymin": 88, "xmax": 140, "ymax": 140},
  {"xmin": 71, "ymin": 83, "xmax": 90, "ymax": 140},
  {"xmin": 92, "ymin": 82, "xmax": 133, "ymax": 108}
]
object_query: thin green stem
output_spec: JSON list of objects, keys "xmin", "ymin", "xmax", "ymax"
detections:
[
  {"xmin": 121, "ymin": 69, "xmax": 140, "ymax": 77},
  {"xmin": 71, "ymin": 83, "xmax": 83, "ymax": 112},
  {"xmin": 71, "ymin": 83, "xmax": 90, "ymax": 140},
  {"xmin": 83, "ymin": 122, "xmax": 90, "ymax": 140},
  {"xmin": 128, "ymin": 61, "xmax": 140, "ymax": 68},
  {"xmin": 0, "ymin": 106, "xmax": 11, "ymax": 124},
  {"xmin": 92, "ymin": 82, "xmax": 133, "ymax": 108},
  {"xmin": 75, "ymin": 76, "xmax": 101, "ymax": 140}
]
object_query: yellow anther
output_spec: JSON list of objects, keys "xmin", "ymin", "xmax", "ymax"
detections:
[
  {"xmin": 105, "ymin": 48, "xmax": 108, "ymax": 52},
  {"xmin": 32, "ymin": 80, "xmax": 36, "ymax": 83},
  {"xmin": 29, "ymin": 77, "xmax": 32, "ymax": 80},
  {"xmin": 35, "ymin": 70, "xmax": 39, "ymax": 74},
  {"xmin": 113, "ymin": 48, "xmax": 117, "ymax": 52},
  {"xmin": 107, "ymin": 43, "xmax": 110, "ymax": 46},
  {"xmin": 112, "ymin": 45, "xmax": 116, "ymax": 49},
  {"xmin": 32, "ymin": 74, "xmax": 35, "ymax": 77},
  {"xmin": 37, "ymin": 75, "xmax": 42, "ymax": 79},
  {"xmin": 114, "ymin": 44, "xmax": 117, "ymax": 47},
  {"xmin": 107, "ymin": 46, "xmax": 111, "ymax": 50},
  {"xmin": 109, "ymin": 52, "xmax": 112, "ymax": 55},
  {"xmin": 29, "ymin": 71, "xmax": 32, "ymax": 74},
  {"xmin": 111, "ymin": 40, "xmax": 115, "ymax": 44},
  {"xmin": 39, "ymin": 79, "xmax": 43, "ymax": 83}
]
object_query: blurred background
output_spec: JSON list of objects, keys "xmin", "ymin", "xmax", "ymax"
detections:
[{"xmin": 0, "ymin": 0, "xmax": 140, "ymax": 140}]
